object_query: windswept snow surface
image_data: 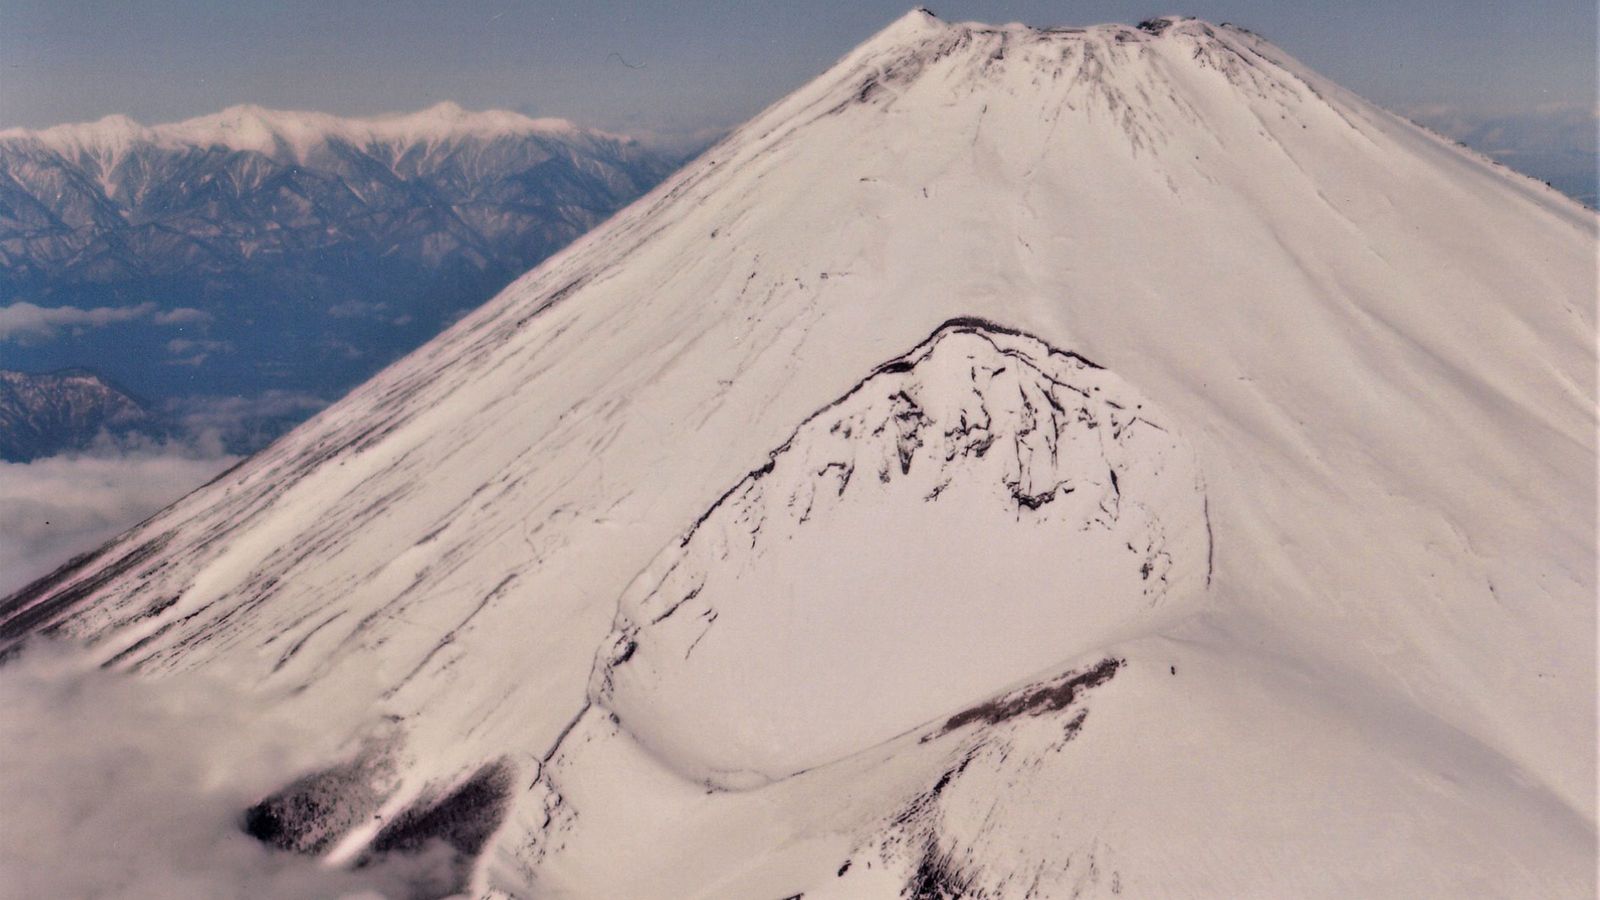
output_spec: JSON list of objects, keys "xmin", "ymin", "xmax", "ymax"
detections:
[{"xmin": 2, "ymin": 11, "xmax": 1594, "ymax": 898}]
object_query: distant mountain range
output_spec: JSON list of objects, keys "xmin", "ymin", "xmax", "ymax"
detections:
[
  {"xmin": 0, "ymin": 368, "xmax": 151, "ymax": 461},
  {"xmin": 0, "ymin": 103, "xmax": 684, "ymax": 445}
]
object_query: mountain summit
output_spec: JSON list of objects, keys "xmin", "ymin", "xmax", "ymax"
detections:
[{"xmin": 3, "ymin": 11, "xmax": 1593, "ymax": 898}]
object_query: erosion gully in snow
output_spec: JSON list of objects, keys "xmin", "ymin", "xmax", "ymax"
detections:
[{"xmin": 1, "ymin": 9, "xmax": 1594, "ymax": 899}]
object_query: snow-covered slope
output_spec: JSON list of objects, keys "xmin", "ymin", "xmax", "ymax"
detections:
[{"xmin": 3, "ymin": 11, "xmax": 1594, "ymax": 898}]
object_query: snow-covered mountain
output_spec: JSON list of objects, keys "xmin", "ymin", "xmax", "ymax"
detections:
[
  {"xmin": 0, "ymin": 368, "xmax": 153, "ymax": 461},
  {"xmin": 3, "ymin": 11, "xmax": 1594, "ymax": 898},
  {"xmin": 0, "ymin": 102, "xmax": 680, "ymax": 404}
]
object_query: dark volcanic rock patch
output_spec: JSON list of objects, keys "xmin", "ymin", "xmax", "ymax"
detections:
[
  {"xmin": 243, "ymin": 737, "xmax": 401, "ymax": 855},
  {"xmin": 360, "ymin": 758, "xmax": 517, "ymax": 896},
  {"xmin": 940, "ymin": 657, "xmax": 1122, "ymax": 735}
]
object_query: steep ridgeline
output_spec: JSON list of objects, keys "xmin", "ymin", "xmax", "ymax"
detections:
[
  {"xmin": 2, "ymin": 11, "xmax": 1594, "ymax": 899},
  {"xmin": 0, "ymin": 368, "xmax": 154, "ymax": 461},
  {"xmin": 590, "ymin": 321, "xmax": 1208, "ymax": 788},
  {"xmin": 0, "ymin": 103, "xmax": 680, "ymax": 402}
]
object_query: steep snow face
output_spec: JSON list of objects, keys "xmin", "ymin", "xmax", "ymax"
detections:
[
  {"xmin": 597, "ymin": 322, "xmax": 1207, "ymax": 785},
  {"xmin": 3, "ymin": 10, "xmax": 1594, "ymax": 898}
]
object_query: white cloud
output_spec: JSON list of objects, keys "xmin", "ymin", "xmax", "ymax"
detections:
[
  {"xmin": 0, "ymin": 301, "xmax": 157, "ymax": 340},
  {"xmin": 1403, "ymin": 102, "xmax": 1599, "ymax": 203},
  {"xmin": 628, "ymin": 124, "xmax": 728, "ymax": 158},
  {"xmin": 0, "ymin": 641, "xmax": 455, "ymax": 899},
  {"xmin": 169, "ymin": 391, "xmax": 328, "ymax": 443},
  {"xmin": 154, "ymin": 307, "xmax": 214, "ymax": 325},
  {"xmin": 0, "ymin": 393, "xmax": 331, "ymax": 598},
  {"xmin": 0, "ymin": 437, "xmax": 237, "ymax": 597},
  {"xmin": 1403, "ymin": 101, "xmax": 1599, "ymax": 155},
  {"xmin": 164, "ymin": 338, "xmax": 234, "ymax": 367},
  {"xmin": 321, "ymin": 336, "xmax": 368, "ymax": 359},
  {"xmin": 0, "ymin": 302, "xmax": 215, "ymax": 341}
]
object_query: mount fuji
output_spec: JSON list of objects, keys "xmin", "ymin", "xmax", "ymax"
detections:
[{"xmin": 1, "ymin": 10, "xmax": 1593, "ymax": 899}]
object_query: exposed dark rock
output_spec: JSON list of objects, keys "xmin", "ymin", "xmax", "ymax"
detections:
[
  {"xmin": 905, "ymin": 839, "xmax": 981, "ymax": 899},
  {"xmin": 941, "ymin": 657, "xmax": 1122, "ymax": 734},
  {"xmin": 360, "ymin": 758, "xmax": 517, "ymax": 896},
  {"xmin": 242, "ymin": 738, "xmax": 400, "ymax": 855}
]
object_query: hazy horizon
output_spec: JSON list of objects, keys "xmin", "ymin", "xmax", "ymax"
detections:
[
  {"xmin": 3, "ymin": 3, "xmax": 1593, "ymax": 133},
  {"xmin": 4, "ymin": 2, "xmax": 1593, "ymax": 200}
]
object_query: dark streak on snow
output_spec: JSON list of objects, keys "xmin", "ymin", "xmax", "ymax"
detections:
[
  {"xmin": 906, "ymin": 838, "xmax": 983, "ymax": 900},
  {"xmin": 651, "ymin": 584, "xmax": 704, "ymax": 625},
  {"xmin": 895, "ymin": 746, "xmax": 982, "ymax": 828},
  {"xmin": 894, "ymin": 667, "xmax": 1110, "ymax": 898},
  {"xmin": 673, "ymin": 317, "xmax": 1102, "ymax": 554},
  {"xmin": 1011, "ymin": 484, "xmax": 1060, "ymax": 510},
  {"xmin": 0, "ymin": 531, "xmax": 175, "ymax": 657},
  {"xmin": 272, "ymin": 610, "xmax": 350, "ymax": 673},
  {"xmin": 940, "ymin": 656, "xmax": 1121, "ymax": 734},
  {"xmin": 381, "ymin": 574, "xmax": 518, "ymax": 696}
]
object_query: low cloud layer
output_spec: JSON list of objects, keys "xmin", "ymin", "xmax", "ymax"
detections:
[
  {"xmin": 165, "ymin": 337, "xmax": 235, "ymax": 366},
  {"xmin": 0, "ymin": 390, "xmax": 330, "ymax": 598},
  {"xmin": 0, "ymin": 301, "xmax": 212, "ymax": 341},
  {"xmin": 0, "ymin": 642, "xmax": 450, "ymax": 898},
  {"xmin": 0, "ymin": 435, "xmax": 237, "ymax": 596},
  {"xmin": 169, "ymin": 391, "xmax": 329, "ymax": 452}
]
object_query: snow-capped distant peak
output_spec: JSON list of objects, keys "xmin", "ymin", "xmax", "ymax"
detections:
[{"xmin": 0, "ymin": 103, "xmax": 615, "ymax": 163}]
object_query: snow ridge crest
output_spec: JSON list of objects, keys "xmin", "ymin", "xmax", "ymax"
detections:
[
  {"xmin": 590, "ymin": 319, "xmax": 1211, "ymax": 787},
  {"xmin": 0, "ymin": 103, "xmax": 617, "ymax": 164}
]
